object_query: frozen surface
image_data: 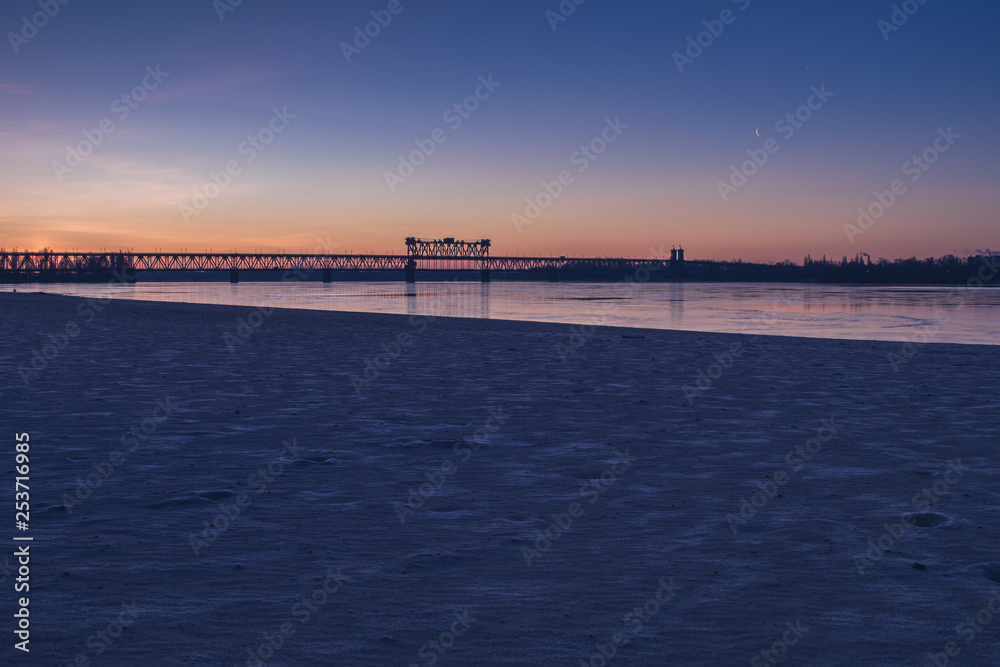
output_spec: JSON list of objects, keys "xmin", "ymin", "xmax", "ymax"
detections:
[
  {"xmin": 7, "ymin": 281, "xmax": 1000, "ymax": 345},
  {"xmin": 1, "ymin": 292, "xmax": 998, "ymax": 665}
]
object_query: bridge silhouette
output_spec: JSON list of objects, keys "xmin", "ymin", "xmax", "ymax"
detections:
[{"xmin": 1, "ymin": 238, "xmax": 689, "ymax": 284}]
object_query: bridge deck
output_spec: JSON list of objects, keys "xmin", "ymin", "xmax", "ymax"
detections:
[{"xmin": 0, "ymin": 251, "xmax": 677, "ymax": 274}]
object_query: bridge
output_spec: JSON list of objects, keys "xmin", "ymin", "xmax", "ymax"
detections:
[{"xmin": 0, "ymin": 238, "xmax": 688, "ymax": 284}]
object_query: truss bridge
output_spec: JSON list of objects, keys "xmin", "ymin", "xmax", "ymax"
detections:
[{"xmin": 1, "ymin": 239, "xmax": 686, "ymax": 284}]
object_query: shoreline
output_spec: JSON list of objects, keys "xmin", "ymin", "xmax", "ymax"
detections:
[{"xmin": 4, "ymin": 285, "xmax": 998, "ymax": 348}]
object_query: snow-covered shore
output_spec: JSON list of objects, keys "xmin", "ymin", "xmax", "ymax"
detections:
[{"xmin": 1, "ymin": 292, "xmax": 998, "ymax": 666}]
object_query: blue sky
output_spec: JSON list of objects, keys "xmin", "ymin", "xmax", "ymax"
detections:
[{"xmin": 2, "ymin": 0, "xmax": 998, "ymax": 260}]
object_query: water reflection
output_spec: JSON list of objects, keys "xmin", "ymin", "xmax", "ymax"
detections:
[
  {"xmin": 6, "ymin": 282, "xmax": 999, "ymax": 345},
  {"xmin": 669, "ymin": 282, "xmax": 684, "ymax": 324},
  {"xmin": 480, "ymin": 283, "xmax": 490, "ymax": 320}
]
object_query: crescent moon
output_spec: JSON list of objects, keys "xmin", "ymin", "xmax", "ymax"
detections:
[{"xmin": 755, "ymin": 128, "xmax": 761, "ymax": 137}]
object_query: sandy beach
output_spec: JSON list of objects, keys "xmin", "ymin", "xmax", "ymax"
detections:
[{"xmin": 1, "ymin": 291, "xmax": 998, "ymax": 666}]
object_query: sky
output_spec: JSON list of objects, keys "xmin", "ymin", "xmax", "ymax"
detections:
[{"xmin": 1, "ymin": 0, "xmax": 998, "ymax": 262}]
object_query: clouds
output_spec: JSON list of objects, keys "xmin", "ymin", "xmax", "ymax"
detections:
[{"xmin": 0, "ymin": 79, "xmax": 29, "ymax": 95}]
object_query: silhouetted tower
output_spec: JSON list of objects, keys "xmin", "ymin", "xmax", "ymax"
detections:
[{"xmin": 404, "ymin": 237, "xmax": 491, "ymax": 283}]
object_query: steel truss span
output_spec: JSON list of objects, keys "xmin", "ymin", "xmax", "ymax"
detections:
[
  {"xmin": 0, "ymin": 252, "xmax": 670, "ymax": 272},
  {"xmin": 1, "ymin": 236, "xmax": 681, "ymax": 283}
]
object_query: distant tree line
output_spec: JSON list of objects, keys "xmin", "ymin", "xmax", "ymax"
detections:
[
  {"xmin": 796, "ymin": 254, "xmax": 998, "ymax": 285},
  {"xmin": 518, "ymin": 254, "xmax": 1000, "ymax": 285}
]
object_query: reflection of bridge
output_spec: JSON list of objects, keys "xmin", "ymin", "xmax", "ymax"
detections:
[{"xmin": 0, "ymin": 238, "xmax": 688, "ymax": 284}]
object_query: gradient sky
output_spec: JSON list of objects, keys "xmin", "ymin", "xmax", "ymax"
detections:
[{"xmin": 2, "ymin": 0, "xmax": 998, "ymax": 262}]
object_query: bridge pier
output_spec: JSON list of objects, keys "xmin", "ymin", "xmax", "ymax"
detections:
[
  {"xmin": 230, "ymin": 269, "xmax": 239, "ymax": 284},
  {"xmin": 549, "ymin": 267, "xmax": 559, "ymax": 283},
  {"xmin": 110, "ymin": 254, "xmax": 136, "ymax": 284},
  {"xmin": 480, "ymin": 269, "xmax": 491, "ymax": 283},
  {"xmin": 322, "ymin": 269, "xmax": 332, "ymax": 283},
  {"xmin": 405, "ymin": 260, "xmax": 416, "ymax": 284}
]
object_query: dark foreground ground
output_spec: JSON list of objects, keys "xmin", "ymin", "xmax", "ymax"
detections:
[{"xmin": 0, "ymin": 292, "xmax": 998, "ymax": 666}]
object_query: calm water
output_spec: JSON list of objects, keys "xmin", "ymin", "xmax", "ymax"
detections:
[{"xmin": 6, "ymin": 282, "xmax": 1000, "ymax": 345}]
